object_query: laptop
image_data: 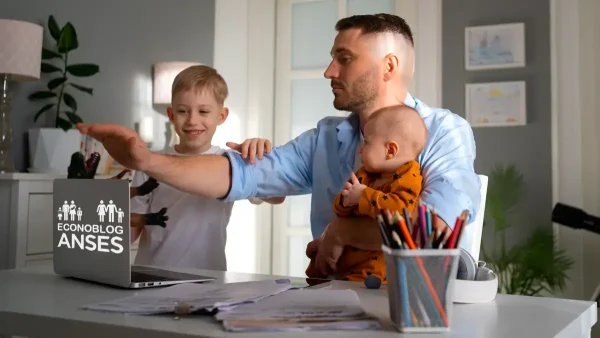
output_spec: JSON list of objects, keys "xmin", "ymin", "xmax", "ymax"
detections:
[{"xmin": 52, "ymin": 178, "xmax": 215, "ymax": 288}]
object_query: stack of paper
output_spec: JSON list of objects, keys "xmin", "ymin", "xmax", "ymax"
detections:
[
  {"xmin": 80, "ymin": 280, "xmax": 293, "ymax": 315},
  {"xmin": 215, "ymin": 289, "xmax": 382, "ymax": 332}
]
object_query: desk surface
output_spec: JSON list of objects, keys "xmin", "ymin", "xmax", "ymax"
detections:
[{"xmin": 0, "ymin": 266, "xmax": 596, "ymax": 338}]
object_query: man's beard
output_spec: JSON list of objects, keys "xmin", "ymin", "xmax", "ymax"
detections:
[{"xmin": 332, "ymin": 67, "xmax": 379, "ymax": 113}]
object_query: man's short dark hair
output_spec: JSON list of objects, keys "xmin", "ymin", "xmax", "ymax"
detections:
[{"xmin": 335, "ymin": 13, "xmax": 414, "ymax": 47}]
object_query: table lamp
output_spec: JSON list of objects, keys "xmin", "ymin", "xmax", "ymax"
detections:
[
  {"xmin": 0, "ymin": 19, "xmax": 43, "ymax": 173},
  {"xmin": 153, "ymin": 62, "xmax": 201, "ymax": 148}
]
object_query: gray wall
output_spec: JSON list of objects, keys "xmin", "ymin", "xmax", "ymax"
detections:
[
  {"xmin": 442, "ymin": 0, "xmax": 551, "ymax": 248},
  {"xmin": 1, "ymin": 0, "xmax": 215, "ymax": 171}
]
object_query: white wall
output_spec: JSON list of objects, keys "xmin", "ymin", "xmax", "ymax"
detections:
[
  {"xmin": 213, "ymin": 0, "xmax": 275, "ymax": 275},
  {"xmin": 579, "ymin": 0, "xmax": 600, "ymax": 306}
]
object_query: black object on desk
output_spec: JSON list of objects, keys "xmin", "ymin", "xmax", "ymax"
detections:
[{"xmin": 552, "ymin": 202, "xmax": 600, "ymax": 306}]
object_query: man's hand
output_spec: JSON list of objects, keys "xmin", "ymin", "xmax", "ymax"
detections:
[
  {"xmin": 341, "ymin": 172, "xmax": 366, "ymax": 207},
  {"xmin": 76, "ymin": 123, "xmax": 153, "ymax": 171},
  {"xmin": 306, "ymin": 219, "xmax": 346, "ymax": 276},
  {"xmin": 226, "ymin": 138, "xmax": 272, "ymax": 164}
]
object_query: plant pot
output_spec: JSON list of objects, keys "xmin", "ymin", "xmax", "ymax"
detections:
[{"xmin": 28, "ymin": 128, "xmax": 81, "ymax": 174}]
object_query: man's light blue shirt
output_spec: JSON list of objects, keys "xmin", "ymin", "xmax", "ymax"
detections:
[{"xmin": 223, "ymin": 93, "xmax": 481, "ymax": 239}]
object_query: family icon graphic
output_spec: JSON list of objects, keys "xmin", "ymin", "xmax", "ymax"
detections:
[
  {"xmin": 58, "ymin": 200, "xmax": 82, "ymax": 222},
  {"xmin": 57, "ymin": 199, "xmax": 124, "ymax": 224},
  {"xmin": 97, "ymin": 200, "xmax": 123, "ymax": 223}
]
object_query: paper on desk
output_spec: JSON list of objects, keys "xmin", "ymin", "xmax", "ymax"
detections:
[
  {"xmin": 80, "ymin": 280, "xmax": 293, "ymax": 315},
  {"xmin": 216, "ymin": 289, "xmax": 382, "ymax": 332}
]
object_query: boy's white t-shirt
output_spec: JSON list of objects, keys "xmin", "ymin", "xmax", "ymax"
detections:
[{"xmin": 130, "ymin": 145, "xmax": 233, "ymax": 271}]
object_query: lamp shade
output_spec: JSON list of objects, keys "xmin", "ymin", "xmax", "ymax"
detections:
[
  {"xmin": 153, "ymin": 62, "xmax": 202, "ymax": 105},
  {"xmin": 0, "ymin": 19, "xmax": 43, "ymax": 81}
]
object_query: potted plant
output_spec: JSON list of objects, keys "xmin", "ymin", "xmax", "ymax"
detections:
[
  {"xmin": 480, "ymin": 163, "xmax": 573, "ymax": 296},
  {"xmin": 27, "ymin": 15, "xmax": 99, "ymax": 174}
]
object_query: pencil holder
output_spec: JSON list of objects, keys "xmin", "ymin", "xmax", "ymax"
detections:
[{"xmin": 383, "ymin": 245, "xmax": 461, "ymax": 333}]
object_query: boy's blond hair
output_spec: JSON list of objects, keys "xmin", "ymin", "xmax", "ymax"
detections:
[{"xmin": 171, "ymin": 65, "xmax": 228, "ymax": 106}]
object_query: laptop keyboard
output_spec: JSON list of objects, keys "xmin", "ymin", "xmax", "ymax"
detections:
[
  {"xmin": 130, "ymin": 266, "xmax": 215, "ymax": 283},
  {"xmin": 131, "ymin": 270, "xmax": 176, "ymax": 283}
]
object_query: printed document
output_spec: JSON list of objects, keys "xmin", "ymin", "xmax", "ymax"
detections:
[
  {"xmin": 81, "ymin": 280, "xmax": 293, "ymax": 315},
  {"xmin": 216, "ymin": 289, "xmax": 382, "ymax": 332}
]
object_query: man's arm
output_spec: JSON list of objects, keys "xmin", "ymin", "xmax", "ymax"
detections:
[
  {"xmin": 143, "ymin": 129, "xmax": 317, "ymax": 201},
  {"xmin": 419, "ymin": 113, "xmax": 481, "ymax": 228}
]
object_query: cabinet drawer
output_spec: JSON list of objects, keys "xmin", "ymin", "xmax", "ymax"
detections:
[{"xmin": 27, "ymin": 193, "xmax": 54, "ymax": 254}]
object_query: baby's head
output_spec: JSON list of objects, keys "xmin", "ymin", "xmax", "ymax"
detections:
[
  {"xmin": 360, "ymin": 105, "xmax": 427, "ymax": 173},
  {"xmin": 167, "ymin": 65, "xmax": 229, "ymax": 154}
]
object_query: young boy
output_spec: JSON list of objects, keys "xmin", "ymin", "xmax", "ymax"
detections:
[
  {"xmin": 130, "ymin": 65, "xmax": 283, "ymax": 271},
  {"xmin": 306, "ymin": 104, "xmax": 427, "ymax": 283}
]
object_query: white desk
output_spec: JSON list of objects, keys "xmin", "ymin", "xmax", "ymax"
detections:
[{"xmin": 0, "ymin": 265, "xmax": 596, "ymax": 338}]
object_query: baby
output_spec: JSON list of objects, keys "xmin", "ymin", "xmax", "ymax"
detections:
[{"xmin": 307, "ymin": 104, "xmax": 427, "ymax": 283}]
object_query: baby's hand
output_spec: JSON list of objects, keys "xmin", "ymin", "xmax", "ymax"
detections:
[
  {"xmin": 341, "ymin": 172, "xmax": 366, "ymax": 207},
  {"xmin": 226, "ymin": 138, "xmax": 272, "ymax": 164}
]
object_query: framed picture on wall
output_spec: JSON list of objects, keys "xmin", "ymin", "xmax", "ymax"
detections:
[
  {"xmin": 465, "ymin": 81, "xmax": 526, "ymax": 127},
  {"xmin": 465, "ymin": 23, "xmax": 525, "ymax": 70}
]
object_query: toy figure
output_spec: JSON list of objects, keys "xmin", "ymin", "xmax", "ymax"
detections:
[
  {"xmin": 66, "ymin": 151, "xmax": 169, "ymax": 228},
  {"xmin": 67, "ymin": 151, "xmax": 101, "ymax": 179},
  {"xmin": 118, "ymin": 169, "xmax": 169, "ymax": 229}
]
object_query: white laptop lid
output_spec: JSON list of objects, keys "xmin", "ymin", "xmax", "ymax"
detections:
[{"xmin": 53, "ymin": 178, "xmax": 132, "ymax": 287}]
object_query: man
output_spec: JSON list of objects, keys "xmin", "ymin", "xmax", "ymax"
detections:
[{"xmin": 77, "ymin": 14, "xmax": 480, "ymax": 276}]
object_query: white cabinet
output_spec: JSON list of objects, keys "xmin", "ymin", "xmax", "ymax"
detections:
[{"xmin": 0, "ymin": 173, "xmax": 138, "ymax": 270}]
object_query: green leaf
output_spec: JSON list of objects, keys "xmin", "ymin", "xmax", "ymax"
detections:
[
  {"xmin": 34, "ymin": 103, "xmax": 55, "ymax": 122},
  {"xmin": 69, "ymin": 83, "xmax": 93, "ymax": 95},
  {"xmin": 48, "ymin": 15, "xmax": 61, "ymax": 42},
  {"xmin": 47, "ymin": 77, "xmax": 67, "ymax": 90},
  {"xmin": 64, "ymin": 112, "xmax": 83, "ymax": 124},
  {"xmin": 41, "ymin": 48, "xmax": 62, "ymax": 60},
  {"xmin": 41, "ymin": 63, "xmax": 62, "ymax": 73},
  {"xmin": 56, "ymin": 117, "xmax": 72, "ymax": 131},
  {"xmin": 63, "ymin": 93, "xmax": 77, "ymax": 112},
  {"xmin": 66, "ymin": 64, "xmax": 99, "ymax": 77},
  {"xmin": 58, "ymin": 22, "xmax": 78, "ymax": 53},
  {"xmin": 28, "ymin": 91, "xmax": 57, "ymax": 100},
  {"xmin": 485, "ymin": 163, "xmax": 524, "ymax": 233}
]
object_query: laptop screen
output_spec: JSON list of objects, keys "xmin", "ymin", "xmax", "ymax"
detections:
[{"xmin": 53, "ymin": 178, "xmax": 132, "ymax": 286}]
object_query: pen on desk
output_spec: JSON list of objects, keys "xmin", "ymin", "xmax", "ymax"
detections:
[
  {"xmin": 403, "ymin": 207, "xmax": 412, "ymax": 236},
  {"xmin": 398, "ymin": 261, "xmax": 412, "ymax": 326},
  {"xmin": 391, "ymin": 230, "xmax": 403, "ymax": 249},
  {"xmin": 424, "ymin": 233, "xmax": 435, "ymax": 249},
  {"xmin": 397, "ymin": 215, "xmax": 416, "ymax": 250},
  {"xmin": 419, "ymin": 204, "xmax": 427, "ymax": 246},
  {"xmin": 376, "ymin": 214, "xmax": 391, "ymax": 247},
  {"xmin": 426, "ymin": 207, "xmax": 432, "ymax": 237},
  {"xmin": 432, "ymin": 229, "xmax": 445, "ymax": 249},
  {"xmin": 444, "ymin": 216, "xmax": 463, "ymax": 249}
]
